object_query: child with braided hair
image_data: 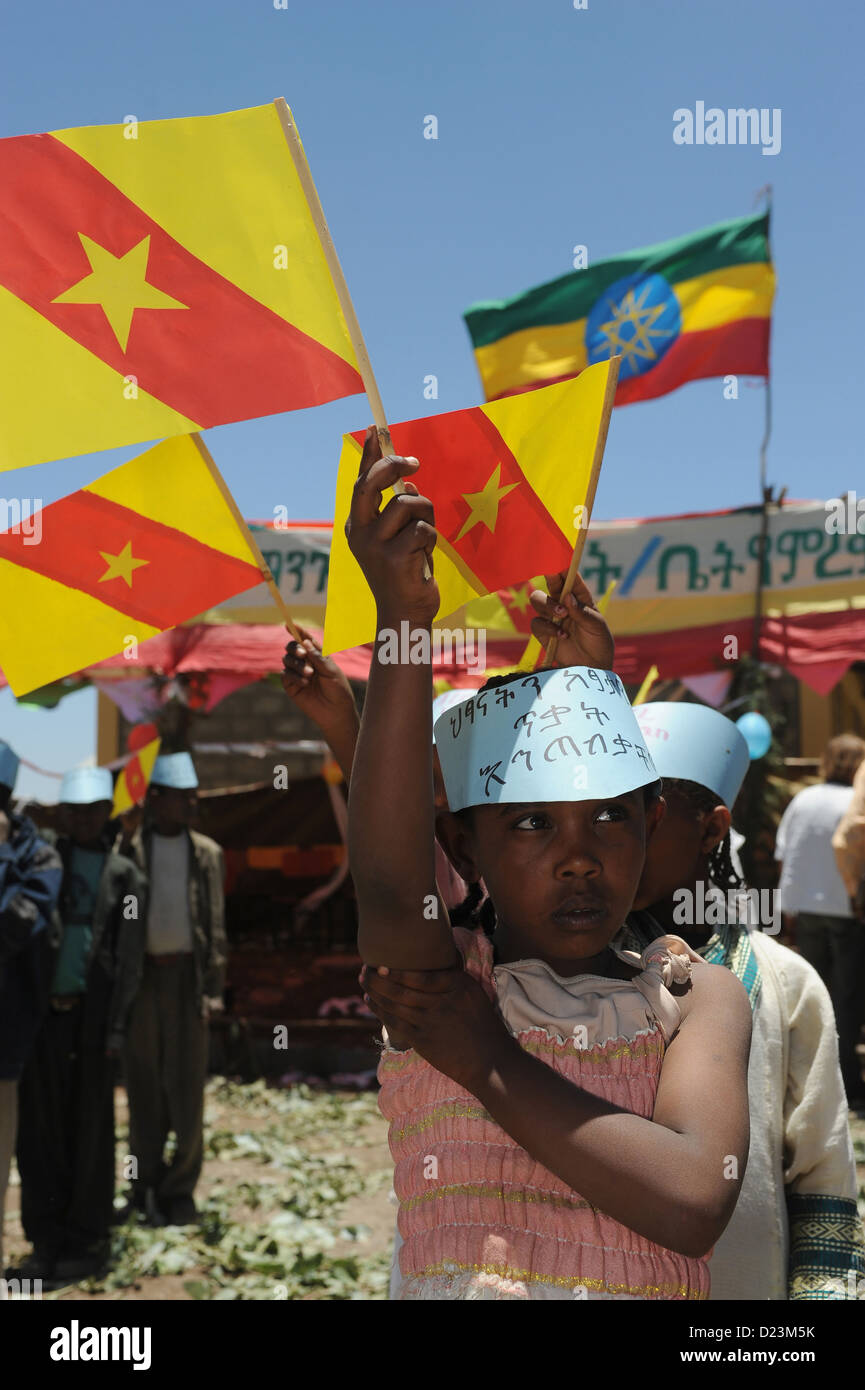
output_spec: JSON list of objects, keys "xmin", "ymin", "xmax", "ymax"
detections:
[
  {"xmin": 347, "ymin": 428, "xmax": 751, "ymax": 1300},
  {"xmin": 623, "ymin": 701, "xmax": 865, "ymax": 1300}
]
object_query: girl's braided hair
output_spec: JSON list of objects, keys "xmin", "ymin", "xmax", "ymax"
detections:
[
  {"xmin": 449, "ymin": 878, "xmax": 497, "ymax": 936},
  {"xmin": 662, "ymin": 777, "xmax": 744, "ymax": 890}
]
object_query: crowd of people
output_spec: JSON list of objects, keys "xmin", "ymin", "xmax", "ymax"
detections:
[
  {"xmin": 0, "ymin": 749, "xmax": 224, "ymax": 1285},
  {"xmin": 2, "ymin": 434, "xmax": 865, "ymax": 1300}
]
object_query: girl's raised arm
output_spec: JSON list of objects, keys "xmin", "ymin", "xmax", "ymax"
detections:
[{"xmin": 346, "ymin": 429, "xmax": 457, "ymax": 971}]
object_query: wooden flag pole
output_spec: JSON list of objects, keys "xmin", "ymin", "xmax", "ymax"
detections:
[
  {"xmin": 274, "ymin": 99, "xmax": 430, "ymax": 583},
  {"xmin": 273, "ymin": 98, "xmax": 398, "ymax": 464},
  {"xmin": 189, "ymin": 432, "xmax": 303, "ymax": 641},
  {"xmin": 541, "ymin": 355, "xmax": 621, "ymax": 669}
]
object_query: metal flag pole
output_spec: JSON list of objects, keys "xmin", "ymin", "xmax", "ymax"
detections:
[{"xmin": 751, "ymin": 186, "xmax": 774, "ymax": 663}]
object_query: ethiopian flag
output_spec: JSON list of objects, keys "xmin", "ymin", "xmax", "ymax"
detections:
[
  {"xmin": 464, "ymin": 212, "xmax": 774, "ymax": 405},
  {"xmin": 323, "ymin": 362, "xmax": 615, "ymax": 655},
  {"xmin": 0, "ymin": 103, "xmax": 363, "ymax": 470},
  {"xmin": 0, "ymin": 435, "xmax": 263, "ymax": 694}
]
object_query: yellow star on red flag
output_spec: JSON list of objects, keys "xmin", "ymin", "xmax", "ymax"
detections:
[
  {"xmin": 52, "ymin": 233, "xmax": 188, "ymax": 352},
  {"xmin": 508, "ymin": 584, "xmax": 532, "ymax": 614},
  {"xmin": 98, "ymin": 540, "xmax": 149, "ymax": 587},
  {"xmin": 455, "ymin": 464, "xmax": 520, "ymax": 542}
]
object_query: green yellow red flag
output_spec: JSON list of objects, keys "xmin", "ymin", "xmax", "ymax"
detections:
[
  {"xmin": 464, "ymin": 212, "xmax": 774, "ymax": 404},
  {"xmin": 323, "ymin": 362, "xmax": 615, "ymax": 655},
  {"xmin": 0, "ymin": 103, "xmax": 363, "ymax": 469},
  {"xmin": 0, "ymin": 435, "xmax": 264, "ymax": 695},
  {"xmin": 112, "ymin": 735, "xmax": 161, "ymax": 815}
]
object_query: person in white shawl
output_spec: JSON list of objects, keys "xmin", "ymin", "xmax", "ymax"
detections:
[{"xmin": 621, "ymin": 702, "xmax": 864, "ymax": 1301}]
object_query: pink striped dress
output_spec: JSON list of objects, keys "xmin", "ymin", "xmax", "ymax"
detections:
[{"xmin": 378, "ymin": 926, "xmax": 710, "ymax": 1300}]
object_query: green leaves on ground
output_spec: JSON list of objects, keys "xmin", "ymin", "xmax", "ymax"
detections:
[{"xmin": 73, "ymin": 1080, "xmax": 391, "ymax": 1301}]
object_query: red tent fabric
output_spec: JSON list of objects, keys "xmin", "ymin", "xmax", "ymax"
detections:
[
  {"xmin": 0, "ymin": 624, "xmax": 524, "ymax": 692},
  {"xmin": 612, "ymin": 608, "xmax": 865, "ymax": 696}
]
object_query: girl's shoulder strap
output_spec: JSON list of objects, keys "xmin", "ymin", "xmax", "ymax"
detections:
[
  {"xmin": 610, "ymin": 934, "xmax": 698, "ymax": 1044},
  {"xmin": 611, "ymin": 933, "xmax": 697, "ymax": 985}
]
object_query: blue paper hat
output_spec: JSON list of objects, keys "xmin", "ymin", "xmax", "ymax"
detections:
[
  {"xmin": 434, "ymin": 668, "xmax": 658, "ymax": 812},
  {"xmin": 634, "ymin": 702, "xmax": 750, "ymax": 808},
  {"xmin": 432, "ymin": 688, "xmax": 478, "ymax": 745},
  {"xmin": 0, "ymin": 740, "xmax": 20, "ymax": 791},
  {"xmin": 151, "ymin": 752, "xmax": 198, "ymax": 790},
  {"xmin": 59, "ymin": 766, "xmax": 114, "ymax": 805}
]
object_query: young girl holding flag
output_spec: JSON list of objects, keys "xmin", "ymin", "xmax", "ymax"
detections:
[{"xmin": 347, "ymin": 429, "xmax": 751, "ymax": 1300}]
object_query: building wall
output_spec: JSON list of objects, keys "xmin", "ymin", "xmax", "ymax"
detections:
[
  {"xmin": 189, "ymin": 679, "xmax": 320, "ymax": 790},
  {"xmin": 798, "ymin": 663, "xmax": 865, "ymax": 759},
  {"xmin": 113, "ymin": 677, "xmax": 365, "ymax": 791}
]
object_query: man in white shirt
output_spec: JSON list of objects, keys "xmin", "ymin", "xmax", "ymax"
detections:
[
  {"xmin": 833, "ymin": 756, "xmax": 865, "ymax": 918},
  {"xmin": 776, "ymin": 734, "xmax": 865, "ymax": 1103},
  {"xmin": 121, "ymin": 752, "xmax": 226, "ymax": 1227}
]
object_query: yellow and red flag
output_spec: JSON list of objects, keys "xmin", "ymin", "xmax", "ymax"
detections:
[
  {"xmin": 323, "ymin": 362, "xmax": 615, "ymax": 654},
  {"xmin": 491, "ymin": 581, "xmax": 539, "ymax": 635},
  {"xmin": 112, "ymin": 726, "xmax": 161, "ymax": 815},
  {"xmin": 0, "ymin": 103, "xmax": 362, "ymax": 469},
  {"xmin": 0, "ymin": 435, "xmax": 264, "ymax": 694}
]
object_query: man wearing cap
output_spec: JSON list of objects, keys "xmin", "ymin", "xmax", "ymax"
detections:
[
  {"xmin": 624, "ymin": 702, "xmax": 863, "ymax": 1301},
  {"xmin": 0, "ymin": 740, "xmax": 63, "ymax": 1280},
  {"xmin": 120, "ymin": 752, "xmax": 226, "ymax": 1226},
  {"xmin": 15, "ymin": 766, "xmax": 147, "ymax": 1282}
]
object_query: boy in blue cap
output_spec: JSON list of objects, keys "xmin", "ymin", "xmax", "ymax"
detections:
[
  {"xmin": 15, "ymin": 766, "xmax": 147, "ymax": 1282},
  {"xmin": 120, "ymin": 752, "xmax": 225, "ymax": 1226},
  {"xmin": 0, "ymin": 740, "xmax": 62, "ymax": 1279},
  {"xmin": 622, "ymin": 702, "xmax": 864, "ymax": 1301}
]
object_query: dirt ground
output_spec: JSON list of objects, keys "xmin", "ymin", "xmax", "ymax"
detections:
[
  {"xmin": 5, "ymin": 1083, "xmax": 865, "ymax": 1301},
  {"xmin": 4, "ymin": 1079, "xmax": 395, "ymax": 1301}
]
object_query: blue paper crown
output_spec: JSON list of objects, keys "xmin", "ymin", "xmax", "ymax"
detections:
[
  {"xmin": 434, "ymin": 668, "xmax": 657, "ymax": 811},
  {"xmin": 151, "ymin": 752, "xmax": 199, "ymax": 790},
  {"xmin": 59, "ymin": 766, "xmax": 114, "ymax": 805},
  {"xmin": 635, "ymin": 702, "xmax": 750, "ymax": 808},
  {"xmin": 0, "ymin": 740, "xmax": 20, "ymax": 792}
]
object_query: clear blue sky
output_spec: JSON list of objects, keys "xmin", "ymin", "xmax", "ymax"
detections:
[{"xmin": 1, "ymin": 0, "xmax": 860, "ymax": 799}]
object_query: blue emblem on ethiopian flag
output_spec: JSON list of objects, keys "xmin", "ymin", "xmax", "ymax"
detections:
[
  {"xmin": 586, "ymin": 272, "xmax": 681, "ymax": 381},
  {"xmin": 464, "ymin": 211, "xmax": 774, "ymax": 405}
]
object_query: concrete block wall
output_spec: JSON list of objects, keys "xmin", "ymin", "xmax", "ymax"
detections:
[{"xmin": 118, "ymin": 677, "xmax": 365, "ymax": 792}]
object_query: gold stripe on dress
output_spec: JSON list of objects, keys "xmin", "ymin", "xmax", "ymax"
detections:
[
  {"xmin": 400, "ymin": 1182, "xmax": 597, "ymax": 1214},
  {"xmin": 392, "ymin": 1102, "xmax": 491, "ymax": 1142},
  {"xmin": 414, "ymin": 1261, "xmax": 707, "ymax": 1299}
]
